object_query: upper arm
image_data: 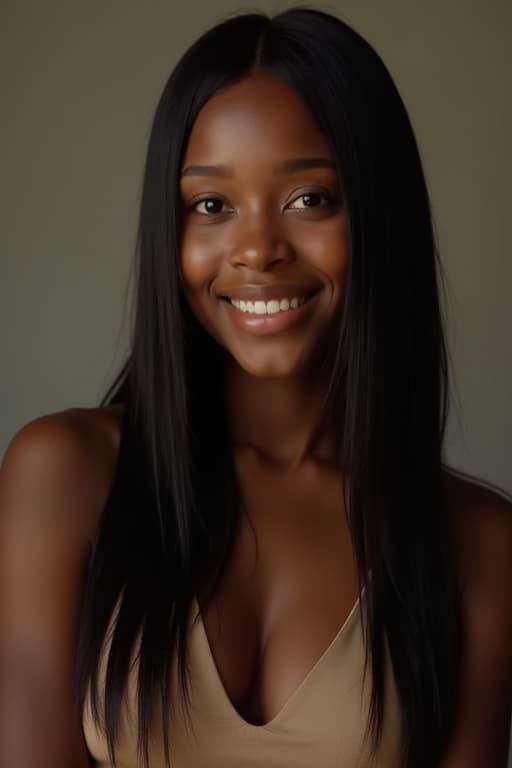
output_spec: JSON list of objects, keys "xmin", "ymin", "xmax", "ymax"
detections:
[
  {"xmin": 440, "ymin": 479, "xmax": 512, "ymax": 767},
  {"xmin": 0, "ymin": 411, "xmax": 116, "ymax": 768}
]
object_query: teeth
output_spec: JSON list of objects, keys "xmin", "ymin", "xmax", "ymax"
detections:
[{"xmin": 229, "ymin": 296, "xmax": 309, "ymax": 315}]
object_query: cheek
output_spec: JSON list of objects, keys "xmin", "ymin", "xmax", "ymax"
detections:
[
  {"xmin": 180, "ymin": 229, "xmax": 221, "ymax": 296},
  {"xmin": 179, "ymin": 231, "xmax": 226, "ymax": 340},
  {"xmin": 293, "ymin": 217, "xmax": 350, "ymax": 288}
]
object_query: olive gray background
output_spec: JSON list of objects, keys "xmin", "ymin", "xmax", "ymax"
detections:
[
  {"xmin": 1, "ymin": 0, "xmax": 511, "ymax": 760},
  {"xmin": 2, "ymin": 0, "xmax": 510, "ymax": 502}
]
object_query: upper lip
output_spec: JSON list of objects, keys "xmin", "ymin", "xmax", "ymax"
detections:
[{"xmin": 219, "ymin": 283, "xmax": 321, "ymax": 302}]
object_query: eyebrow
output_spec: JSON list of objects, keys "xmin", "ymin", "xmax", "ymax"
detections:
[
  {"xmin": 181, "ymin": 164, "xmax": 232, "ymax": 178},
  {"xmin": 274, "ymin": 157, "xmax": 336, "ymax": 173},
  {"xmin": 180, "ymin": 157, "xmax": 336, "ymax": 178}
]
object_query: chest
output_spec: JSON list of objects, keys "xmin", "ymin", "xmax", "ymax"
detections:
[{"xmin": 197, "ymin": 457, "xmax": 360, "ymax": 726}]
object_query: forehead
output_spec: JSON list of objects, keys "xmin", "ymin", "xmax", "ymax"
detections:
[{"xmin": 182, "ymin": 72, "xmax": 333, "ymax": 164}]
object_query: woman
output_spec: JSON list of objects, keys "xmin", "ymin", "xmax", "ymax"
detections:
[{"xmin": 0, "ymin": 8, "xmax": 510, "ymax": 768}]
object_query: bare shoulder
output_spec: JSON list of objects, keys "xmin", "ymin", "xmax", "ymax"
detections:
[
  {"xmin": 439, "ymin": 469, "xmax": 512, "ymax": 765},
  {"xmin": 0, "ymin": 404, "xmax": 125, "ymax": 764},
  {"xmin": 442, "ymin": 468, "xmax": 512, "ymax": 591},
  {"xmin": 0, "ymin": 403, "xmax": 124, "ymax": 544}
]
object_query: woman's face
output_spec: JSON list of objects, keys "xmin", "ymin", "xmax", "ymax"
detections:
[{"xmin": 179, "ymin": 71, "xmax": 349, "ymax": 378}]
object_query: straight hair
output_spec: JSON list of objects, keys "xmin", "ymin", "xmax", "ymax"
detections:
[{"xmin": 76, "ymin": 9, "xmax": 461, "ymax": 767}]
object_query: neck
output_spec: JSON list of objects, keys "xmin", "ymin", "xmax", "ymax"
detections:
[{"xmin": 224, "ymin": 356, "xmax": 342, "ymax": 471}]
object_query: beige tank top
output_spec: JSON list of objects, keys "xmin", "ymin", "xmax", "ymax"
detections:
[{"xmin": 83, "ymin": 590, "xmax": 403, "ymax": 767}]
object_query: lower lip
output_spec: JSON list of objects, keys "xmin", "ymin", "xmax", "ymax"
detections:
[{"xmin": 221, "ymin": 293, "xmax": 320, "ymax": 335}]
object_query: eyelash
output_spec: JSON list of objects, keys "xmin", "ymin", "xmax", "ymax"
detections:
[{"xmin": 190, "ymin": 191, "xmax": 335, "ymax": 216}]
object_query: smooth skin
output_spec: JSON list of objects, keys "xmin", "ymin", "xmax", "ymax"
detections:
[{"xmin": 0, "ymin": 72, "xmax": 511, "ymax": 767}]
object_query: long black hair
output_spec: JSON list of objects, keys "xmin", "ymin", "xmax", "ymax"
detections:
[{"xmin": 76, "ymin": 9, "xmax": 461, "ymax": 767}]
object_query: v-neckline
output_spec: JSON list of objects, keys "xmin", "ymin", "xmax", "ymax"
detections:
[{"xmin": 192, "ymin": 592, "xmax": 363, "ymax": 730}]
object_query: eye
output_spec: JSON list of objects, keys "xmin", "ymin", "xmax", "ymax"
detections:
[
  {"xmin": 193, "ymin": 197, "xmax": 226, "ymax": 215},
  {"xmin": 287, "ymin": 192, "xmax": 330, "ymax": 210}
]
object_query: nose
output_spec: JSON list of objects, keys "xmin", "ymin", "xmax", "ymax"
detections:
[{"xmin": 228, "ymin": 215, "xmax": 294, "ymax": 271}]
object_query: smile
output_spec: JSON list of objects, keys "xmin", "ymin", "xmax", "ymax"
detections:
[
  {"xmin": 221, "ymin": 291, "xmax": 320, "ymax": 335},
  {"xmin": 228, "ymin": 296, "xmax": 309, "ymax": 315}
]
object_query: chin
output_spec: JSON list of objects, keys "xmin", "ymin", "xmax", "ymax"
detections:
[{"xmin": 230, "ymin": 349, "xmax": 313, "ymax": 379}]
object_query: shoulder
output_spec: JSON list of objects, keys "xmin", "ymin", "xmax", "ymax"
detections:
[
  {"xmin": 0, "ymin": 403, "xmax": 124, "ymax": 546},
  {"xmin": 443, "ymin": 468, "xmax": 512, "ymax": 593},
  {"xmin": 0, "ymin": 406, "xmax": 124, "ymax": 764},
  {"xmin": 440, "ymin": 468, "xmax": 512, "ymax": 764}
]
